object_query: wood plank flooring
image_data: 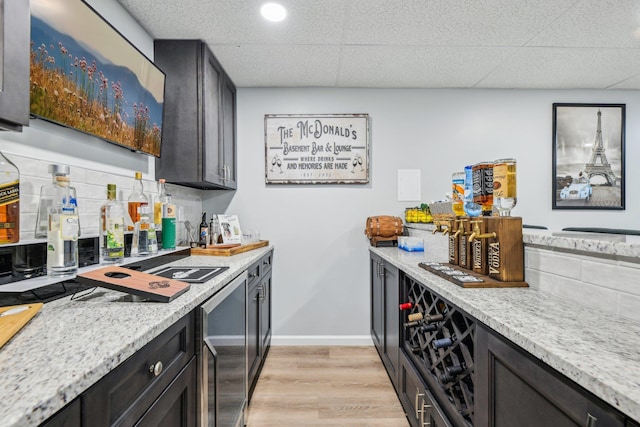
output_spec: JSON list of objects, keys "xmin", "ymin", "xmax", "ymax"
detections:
[{"xmin": 246, "ymin": 346, "xmax": 410, "ymax": 427}]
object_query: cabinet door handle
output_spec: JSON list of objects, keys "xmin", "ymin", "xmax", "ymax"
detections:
[
  {"xmin": 421, "ymin": 401, "xmax": 432, "ymax": 427},
  {"xmin": 149, "ymin": 361, "xmax": 163, "ymax": 377},
  {"xmin": 585, "ymin": 413, "xmax": 597, "ymax": 427},
  {"xmin": 415, "ymin": 388, "xmax": 424, "ymax": 418}
]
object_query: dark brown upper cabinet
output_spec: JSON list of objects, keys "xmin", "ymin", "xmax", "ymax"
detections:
[
  {"xmin": 0, "ymin": 0, "xmax": 30, "ymax": 131},
  {"xmin": 154, "ymin": 39, "xmax": 236, "ymax": 189}
]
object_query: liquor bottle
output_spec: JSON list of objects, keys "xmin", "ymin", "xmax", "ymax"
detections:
[
  {"xmin": 0, "ymin": 151, "xmax": 19, "ymax": 244},
  {"xmin": 432, "ymin": 334, "xmax": 457, "ymax": 350},
  {"xmin": 199, "ymin": 212, "xmax": 209, "ymax": 247},
  {"xmin": 100, "ymin": 184, "xmax": 125, "ymax": 264},
  {"xmin": 463, "ymin": 165, "xmax": 481, "ymax": 217},
  {"xmin": 127, "ymin": 171, "xmax": 148, "ymax": 231},
  {"xmin": 154, "ymin": 178, "xmax": 168, "ymax": 231},
  {"xmin": 161, "ymin": 196, "xmax": 176, "ymax": 250},
  {"xmin": 493, "ymin": 158, "xmax": 517, "ymax": 216},
  {"xmin": 131, "ymin": 206, "xmax": 157, "ymax": 256},
  {"xmin": 47, "ymin": 186, "xmax": 79, "ymax": 277},
  {"xmin": 36, "ymin": 165, "xmax": 80, "ymax": 238},
  {"xmin": 451, "ymin": 171, "xmax": 465, "ymax": 216}
]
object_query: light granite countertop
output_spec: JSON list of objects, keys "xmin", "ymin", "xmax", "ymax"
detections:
[
  {"xmin": 406, "ymin": 222, "xmax": 640, "ymax": 260},
  {"xmin": 371, "ymin": 246, "xmax": 640, "ymax": 423},
  {"xmin": 0, "ymin": 246, "xmax": 273, "ymax": 427}
]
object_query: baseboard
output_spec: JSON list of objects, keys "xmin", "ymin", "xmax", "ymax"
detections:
[{"xmin": 270, "ymin": 335, "xmax": 374, "ymax": 346}]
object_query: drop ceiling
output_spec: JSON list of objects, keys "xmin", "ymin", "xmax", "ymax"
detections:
[{"xmin": 116, "ymin": 0, "xmax": 640, "ymax": 89}]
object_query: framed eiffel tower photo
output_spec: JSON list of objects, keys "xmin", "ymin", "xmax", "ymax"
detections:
[{"xmin": 552, "ymin": 103, "xmax": 625, "ymax": 210}]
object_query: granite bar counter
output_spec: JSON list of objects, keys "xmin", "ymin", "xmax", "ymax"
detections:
[
  {"xmin": 0, "ymin": 246, "xmax": 273, "ymax": 427},
  {"xmin": 371, "ymin": 244, "xmax": 640, "ymax": 423}
]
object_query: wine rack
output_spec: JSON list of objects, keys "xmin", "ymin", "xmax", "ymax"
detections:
[{"xmin": 402, "ymin": 274, "xmax": 475, "ymax": 427}]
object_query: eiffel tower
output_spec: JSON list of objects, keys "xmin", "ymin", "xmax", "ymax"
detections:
[{"xmin": 584, "ymin": 109, "xmax": 617, "ymax": 186}]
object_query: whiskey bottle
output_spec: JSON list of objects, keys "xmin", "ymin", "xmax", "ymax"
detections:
[
  {"xmin": 127, "ymin": 171, "xmax": 148, "ymax": 231},
  {"xmin": 100, "ymin": 184, "xmax": 125, "ymax": 264},
  {"xmin": 0, "ymin": 151, "xmax": 19, "ymax": 244}
]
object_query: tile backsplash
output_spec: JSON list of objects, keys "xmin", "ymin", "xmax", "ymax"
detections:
[{"xmin": 8, "ymin": 153, "xmax": 203, "ymax": 243}]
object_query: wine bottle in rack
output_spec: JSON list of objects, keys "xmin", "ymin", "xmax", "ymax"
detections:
[
  {"xmin": 432, "ymin": 334, "xmax": 457, "ymax": 350},
  {"xmin": 407, "ymin": 312, "xmax": 444, "ymax": 323},
  {"xmin": 418, "ymin": 323, "xmax": 438, "ymax": 333},
  {"xmin": 440, "ymin": 363, "xmax": 466, "ymax": 383},
  {"xmin": 410, "ymin": 345, "xmax": 422, "ymax": 354},
  {"xmin": 399, "ymin": 302, "xmax": 414, "ymax": 311},
  {"xmin": 403, "ymin": 319, "xmax": 422, "ymax": 328}
]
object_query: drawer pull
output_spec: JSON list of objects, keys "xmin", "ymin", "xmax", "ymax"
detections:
[
  {"xmin": 149, "ymin": 361, "xmax": 163, "ymax": 377},
  {"xmin": 586, "ymin": 413, "xmax": 597, "ymax": 427},
  {"xmin": 249, "ymin": 272, "xmax": 257, "ymax": 279}
]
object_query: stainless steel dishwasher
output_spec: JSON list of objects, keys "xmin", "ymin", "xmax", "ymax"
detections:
[{"xmin": 199, "ymin": 271, "xmax": 247, "ymax": 427}]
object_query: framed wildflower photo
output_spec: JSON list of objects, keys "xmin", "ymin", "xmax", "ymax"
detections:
[
  {"xmin": 552, "ymin": 103, "xmax": 625, "ymax": 210},
  {"xmin": 30, "ymin": 0, "xmax": 165, "ymax": 157}
]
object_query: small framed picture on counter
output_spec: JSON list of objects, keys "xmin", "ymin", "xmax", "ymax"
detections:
[
  {"xmin": 218, "ymin": 214, "xmax": 242, "ymax": 244},
  {"xmin": 552, "ymin": 103, "xmax": 625, "ymax": 210}
]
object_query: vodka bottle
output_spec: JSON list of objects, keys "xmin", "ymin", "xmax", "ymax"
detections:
[
  {"xmin": 100, "ymin": 184, "xmax": 125, "ymax": 264},
  {"xmin": 0, "ymin": 151, "xmax": 19, "ymax": 244},
  {"xmin": 36, "ymin": 164, "xmax": 80, "ymax": 238},
  {"xmin": 127, "ymin": 171, "xmax": 148, "ymax": 231},
  {"xmin": 132, "ymin": 205, "xmax": 157, "ymax": 256},
  {"xmin": 47, "ymin": 185, "xmax": 79, "ymax": 277}
]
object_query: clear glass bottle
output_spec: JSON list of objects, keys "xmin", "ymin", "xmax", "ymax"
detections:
[
  {"xmin": 132, "ymin": 205, "xmax": 157, "ymax": 256},
  {"xmin": 0, "ymin": 151, "xmax": 20, "ymax": 244},
  {"xmin": 154, "ymin": 178, "xmax": 169, "ymax": 231},
  {"xmin": 100, "ymin": 184, "xmax": 125, "ymax": 264},
  {"xmin": 127, "ymin": 171, "xmax": 148, "ymax": 231},
  {"xmin": 493, "ymin": 158, "xmax": 517, "ymax": 216},
  {"xmin": 47, "ymin": 186, "xmax": 79, "ymax": 277},
  {"xmin": 36, "ymin": 164, "xmax": 80, "ymax": 238}
]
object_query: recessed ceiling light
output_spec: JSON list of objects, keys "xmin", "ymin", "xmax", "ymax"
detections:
[{"xmin": 261, "ymin": 3, "xmax": 287, "ymax": 22}]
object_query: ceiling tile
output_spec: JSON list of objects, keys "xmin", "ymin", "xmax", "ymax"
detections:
[
  {"xmin": 118, "ymin": 0, "xmax": 348, "ymax": 44},
  {"xmin": 476, "ymin": 47, "xmax": 640, "ymax": 89},
  {"xmin": 210, "ymin": 45, "xmax": 341, "ymax": 87},
  {"xmin": 342, "ymin": 0, "xmax": 576, "ymax": 46},
  {"xmin": 337, "ymin": 45, "xmax": 516, "ymax": 87},
  {"xmin": 529, "ymin": 0, "xmax": 640, "ymax": 48}
]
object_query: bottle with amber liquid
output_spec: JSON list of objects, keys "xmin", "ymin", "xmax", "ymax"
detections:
[
  {"xmin": 0, "ymin": 151, "xmax": 20, "ymax": 244},
  {"xmin": 127, "ymin": 171, "xmax": 148, "ymax": 231},
  {"xmin": 451, "ymin": 171, "xmax": 465, "ymax": 216}
]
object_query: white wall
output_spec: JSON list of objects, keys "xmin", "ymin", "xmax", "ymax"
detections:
[{"xmin": 209, "ymin": 87, "xmax": 640, "ymax": 344}]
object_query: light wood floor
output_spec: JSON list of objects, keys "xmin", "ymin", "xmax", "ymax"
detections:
[{"xmin": 246, "ymin": 346, "xmax": 410, "ymax": 427}]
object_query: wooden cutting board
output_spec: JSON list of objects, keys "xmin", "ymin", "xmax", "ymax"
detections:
[
  {"xmin": 190, "ymin": 240, "xmax": 269, "ymax": 256},
  {"xmin": 77, "ymin": 266, "xmax": 190, "ymax": 302},
  {"xmin": 0, "ymin": 303, "xmax": 43, "ymax": 349}
]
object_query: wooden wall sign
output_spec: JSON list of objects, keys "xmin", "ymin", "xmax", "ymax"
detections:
[{"xmin": 265, "ymin": 114, "xmax": 369, "ymax": 184}]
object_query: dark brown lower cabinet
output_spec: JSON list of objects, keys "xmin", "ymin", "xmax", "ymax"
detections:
[
  {"xmin": 40, "ymin": 399, "xmax": 81, "ymax": 427},
  {"xmin": 370, "ymin": 253, "xmax": 400, "ymax": 389},
  {"xmin": 134, "ymin": 357, "xmax": 197, "ymax": 427},
  {"xmin": 475, "ymin": 324, "xmax": 626, "ymax": 427},
  {"xmin": 39, "ymin": 312, "xmax": 195, "ymax": 427},
  {"xmin": 399, "ymin": 350, "xmax": 452, "ymax": 427},
  {"xmin": 247, "ymin": 251, "xmax": 273, "ymax": 401}
]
